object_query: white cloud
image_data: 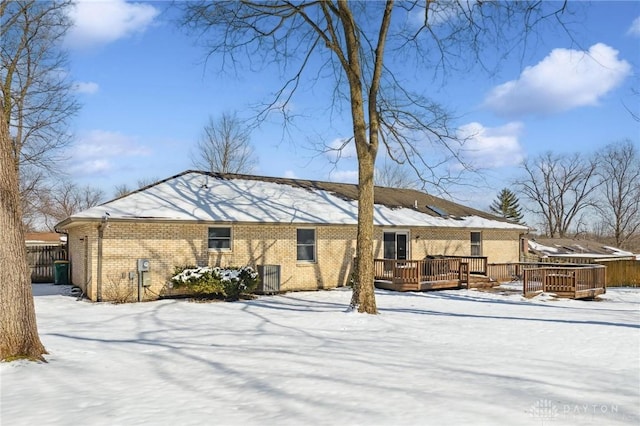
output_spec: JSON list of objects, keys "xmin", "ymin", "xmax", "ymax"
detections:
[
  {"xmin": 457, "ymin": 122, "xmax": 524, "ymax": 169},
  {"xmin": 75, "ymin": 159, "xmax": 112, "ymax": 174},
  {"xmin": 69, "ymin": 130, "xmax": 151, "ymax": 175},
  {"xmin": 72, "ymin": 81, "xmax": 99, "ymax": 94},
  {"xmin": 283, "ymin": 170, "xmax": 298, "ymax": 179},
  {"xmin": 66, "ymin": 0, "xmax": 159, "ymax": 49},
  {"xmin": 484, "ymin": 43, "xmax": 631, "ymax": 117},
  {"xmin": 628, "ymin": 16, "xmax": 640, "ymax": 37},
  {"xmin": 73, "ymin": 130, "xmax": 150, "ymax": 158},
  {"xmin": 328, "ymin": 170, "xmax": 358, "ymax": 184}
]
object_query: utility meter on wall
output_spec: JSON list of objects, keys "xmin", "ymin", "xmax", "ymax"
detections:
[{"xmin": 137, "ymin": 259, "xmax": 150, "ymax": 272}]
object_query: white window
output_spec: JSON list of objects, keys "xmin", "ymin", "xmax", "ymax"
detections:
[
  {"xmin": 470, "ymin": 232, "xmax": 482, "ymax": 256},
  {"xmin": 297, "ymin": 228, "xmax": 316, "ymax": 262},
  {"xmin": 208, "ymin": 227, "xmax": 231, "ymax": 250}
]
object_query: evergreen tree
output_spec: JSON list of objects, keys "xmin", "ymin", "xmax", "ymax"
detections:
[{"xmin": 490, "ymin": 188, "xmax": 524, "ymax": 224}]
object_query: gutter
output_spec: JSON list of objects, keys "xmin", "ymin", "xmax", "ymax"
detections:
[{"xmin": 96, "ymin": 214, "xmax": 109, "ymax": 302}]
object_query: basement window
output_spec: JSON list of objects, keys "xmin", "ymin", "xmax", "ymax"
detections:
[{"xmin": 208, "ymin": 227, "xmax": 231, "ymax": 250}]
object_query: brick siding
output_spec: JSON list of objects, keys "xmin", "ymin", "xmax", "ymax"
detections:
[{"xmin": 66, "ymin": 221, "xmax": 523, "ymax": 301}]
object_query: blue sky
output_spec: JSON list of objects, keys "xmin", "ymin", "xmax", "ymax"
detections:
[{"xmin": 63, "ymin": 1, "xmax": 640, "ymax": 209}]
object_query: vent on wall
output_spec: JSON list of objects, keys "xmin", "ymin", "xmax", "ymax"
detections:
[{"xmin": 257, "ymin": 265, "xmax": 281, "ymax": 294}]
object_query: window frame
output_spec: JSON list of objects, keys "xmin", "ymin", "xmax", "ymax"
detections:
[
  {"xmin": 207, "ymin": 226, "xmax": 232, "ymax": 251},
  {"xmin": 382, "ymin": 229, "xmax": 410, "ymax": 260},
  {"xmin": 296, "ymin": 228, "xmax": 316, "ymax": 263},
  {"xmin": 470, "ymin": 231, "xmax": 482, "ymax": 256}
]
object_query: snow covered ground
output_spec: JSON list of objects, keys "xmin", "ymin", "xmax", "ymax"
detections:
[{"xmin": 1, "ymin": 284, "xmax": 639, "ymax": 426}]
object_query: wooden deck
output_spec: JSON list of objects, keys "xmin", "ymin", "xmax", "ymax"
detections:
[
  {"xmin": 522, "ymin": 266, "xmax": 606, "ymax": 299},
  {"xmin": 373, "ymin": 257, "xmax": 494, "ymax": 292},
  {"xmin": 372, "ymin": 258, "xmax": 607, "ymax": 299}
]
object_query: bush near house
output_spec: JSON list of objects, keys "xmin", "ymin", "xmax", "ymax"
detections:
[{"xmin": 170, "ymin": 265, "xmax": 259, "ymax": 301}]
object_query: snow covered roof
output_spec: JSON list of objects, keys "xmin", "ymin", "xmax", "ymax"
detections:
[
  {"xmin": 528, "ymin": 238, "xmax": 636, "ymax": 259},
  {"xmin": 56, "ymin": 171, "xmax": 528, "ymax": 230},
  {"xmin": 25, "ymin": 232, "xmax": 66, "ymax": 246}
]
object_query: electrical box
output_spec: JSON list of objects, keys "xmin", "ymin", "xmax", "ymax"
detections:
[
  {"xmin": 141, "ymin": 273, "xmax": 151, "ymax": 287},
  {"xmin": 137, "ymin": 259, "xmax": 150, "ymax": 272}
]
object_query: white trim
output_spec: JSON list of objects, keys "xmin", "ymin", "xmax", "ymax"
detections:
[
  {"xmin": 207, "ymin": 226, "xmax": 232, "ymax": 252},
  {"xmin": 383, "ymin": 229, "xmax": 411, "ymax": 260},
  {"xmin": 296, "ymin": 227, "xmax": 316, "ymax": 263},
  {"xmin": 470, "ymin": 231, "xmax": 482, "ymax": 256}
]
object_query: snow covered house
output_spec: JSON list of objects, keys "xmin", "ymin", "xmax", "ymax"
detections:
[{"xmin": 55, "ymin": 171, "xmax": 529, "ymax": 301}]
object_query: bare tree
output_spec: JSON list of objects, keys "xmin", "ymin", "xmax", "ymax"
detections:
[
  {"xmin": 1, "ymin": 0, "xmax": 76, "ymax": 361},
  {"xmin": 113, "ymin": 176, "xmax": 161, "ymax": 198},
  {"xmin": 113, "ymin": 183, "xmax": 132, "ymax": 198},
  {"xmin": 19, "ymin": 165, "xmax": 49, "ymax": 231},
  {"xmin": 595, "ymin": 140, "xmax": 640, "ymax": 249},
  {"xmin": 516, "ymin": 151, "xmax": 601, "ymax": 238},
  {"xmin": 39, "ymin": 180, "xmax": 105, "ymax": 230},
  {"xmin": 1, "ymin": 0, "xmax": 78, "ymax": 191},
  {"xmin": 180, "ymin": 1, "xmax": 571, "ymax": 313},
  {"xmin": 0, "ymin": 101, "xmax": 46, "ymax": 361},
  {"xmin": 191, "ymin": 112, "xmax": 257, "ymax": 174},
  {"xmin": 375, "ymin": 160, "xmax": 417, "ymax": 189}
]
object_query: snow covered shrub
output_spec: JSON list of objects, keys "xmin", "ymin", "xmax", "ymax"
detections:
[
  {"xmin": 219, "ymin": 266, "xmax": 259, "ymax": 301},
  {"xmin": 170, "ymin": 265, "xmax": 224, "ymax": 295},
  {"xmin": 170, "ymin": 266, "xmax": 259, "ymax": 301}
]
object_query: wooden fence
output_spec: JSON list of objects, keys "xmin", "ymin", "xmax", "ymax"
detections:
[
  {"xmin": 594, "ymin": 259, "xmax": 640, "ymax": 287},
  {"xmin": 26, "ymin": 245, "xmax": 67, "ymax": 283}
]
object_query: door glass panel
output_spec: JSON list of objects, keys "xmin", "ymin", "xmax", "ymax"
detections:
[
  {"xmin": 383, "ymin": 232, "xmax": 396, "ymax": 259},
  {"xmin": 384, "ymin": 232, "xmax": 409, "ymax": 260},
  {"xmin": 396, "ymin": 234, "xmax": 407, "ymax": 260}
]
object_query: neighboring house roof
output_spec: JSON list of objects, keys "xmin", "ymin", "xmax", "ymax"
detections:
[
  {"xmin": 528, "ymin": 238, "xmax": 635, "ymax": 259},
  {"xmin": 25, "ymin": 232, "xmax": 66, "ymax": 246},
  {"xmin": 56, "ymin": 170, "xmax": 528, "ymax": 230}
]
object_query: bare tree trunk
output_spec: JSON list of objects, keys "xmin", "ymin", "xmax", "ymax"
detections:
[
  {"xmin": 355, "ymin": 153, "xmax": 377, "ymax": 313},
  {"xmin": 0, "ymin": 109, "xmax": 47, "ymax": 362},
  {"xmin": 338, "ymin": 0, "xmax": 385, "ymax": 314}
]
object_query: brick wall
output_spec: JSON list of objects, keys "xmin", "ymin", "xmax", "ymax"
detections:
[
  {"xmin": 66, "ymin": 220, "xmax": 523, "ymax": 301},
  {"xmin": 67, "ymin": 224, "xmax": 97, "ymax": 300},
  {"xmin": 380, "ymin": 227, "xmax": 522, "ymax": 262}
]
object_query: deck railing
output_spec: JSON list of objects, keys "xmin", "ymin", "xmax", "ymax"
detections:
[
  {"xmin": 373, "ymin": 258, "xmax": 462, "ymax": 284},
  {"xmin": 486, "ymin": 262, "xmax": 551, "ymax": 282},
  {"xmin": 443, "ymin": 256, "xmax": 487, "ymax": 275},
  {"xmin": 523, "ymin": 265, "xmax": 606, "ymax": 297},
  {"xmin": 575, "ymin": 265, "xmax": 607, "ymax": 292}
]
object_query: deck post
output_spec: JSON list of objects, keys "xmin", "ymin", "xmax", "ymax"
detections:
[{"xmin": 459, "ymin": 262, "xmax": 469, "ymax": 288}]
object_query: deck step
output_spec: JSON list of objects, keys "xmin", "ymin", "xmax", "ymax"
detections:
[{"xmin": 374, "ymin": 274, "xmax": 497, "ymax": 292}]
